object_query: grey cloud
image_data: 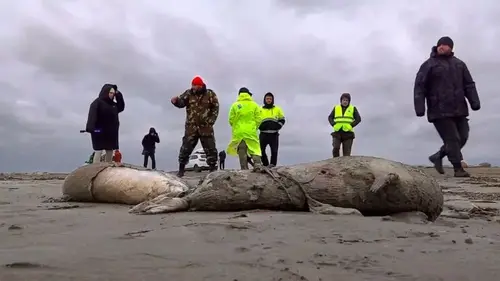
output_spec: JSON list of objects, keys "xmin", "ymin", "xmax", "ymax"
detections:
[{"xmin": 0, "ymin": 0, "xmax": 499, "ymax": 172}]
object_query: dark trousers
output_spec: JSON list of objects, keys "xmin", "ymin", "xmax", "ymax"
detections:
[
  {"xmin": 433, "ymin": 117, "xmax": 469, "ymax": 165},
  {"xmin": 143, "ymin": 152, "xmax": 156, "ymax": 169},
  {"xmin": 178, "ymin": 134, "xmax": 218, "ymax": 167},
  {"xmin": 332, "ymin": 132, "xmax": 354, "ymax": 157},
  {"xmin": 219, "ymin": 160, "xmax": 225, "ymax": 170},
  {"xmin": 260, "ymin": 133, "xmax": 279, "ymax": 166}
]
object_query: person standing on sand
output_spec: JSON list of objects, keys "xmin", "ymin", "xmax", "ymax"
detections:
[
  {"xmin": 259, "ymin": 92, "xmax": 286, "ymax": 168},
  {"xmin": 414, "ymin": 36, "xmax": 481, "ymax": 177},
  {"xmin": 171, "ymin": 76, "xmax": 219, "ymax": 177},
  {"xmin": 86, "ymin": 84, "xmax": 125, "ymax": 163},
  {"xmin": 142, "ymin": 127, "xmax": 160, "ymax": 169},
  {"xmin": 328, "ymin": 93, "xmax": 361, "ymax": 157},
  {"xmin": 227, "ymin": 87, "xmax": 263, "ymax": 171},
  {"xmin": 218, "ymin": 150, "xmax": 226, "ymax": 170}
]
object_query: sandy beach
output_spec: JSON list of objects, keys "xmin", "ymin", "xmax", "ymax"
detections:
[{"xmin": 1, "ymin": 167, "xmax": 500, "ymax": 281}]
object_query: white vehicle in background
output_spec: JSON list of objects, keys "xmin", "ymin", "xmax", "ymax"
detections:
[{"xmin": 185, "ymin": 149, "xmax": 209, "ymax": 172}]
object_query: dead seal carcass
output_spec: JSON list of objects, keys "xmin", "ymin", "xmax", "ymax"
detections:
[
  {"xmin": 62, "ymin": 162, "xmax": 188, "ymax": 205},
  {"xmin": 130, "ymin": 156, "xmax": 444, "ymax": 221}
]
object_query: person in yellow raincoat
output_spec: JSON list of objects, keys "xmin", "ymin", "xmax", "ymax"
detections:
[{"xmin": 227, "ymin": 87, "xmax": 263, "ymax": 170}]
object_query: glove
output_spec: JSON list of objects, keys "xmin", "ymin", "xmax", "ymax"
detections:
[{"xmin": 471, "ymin": 103, "xmax": 480, "ymax": 111}]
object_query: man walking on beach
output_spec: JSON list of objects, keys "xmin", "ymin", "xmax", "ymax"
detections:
[
  {"xmin": 171, "ymin": 76, "xmax": 219, "ymax": 177},
  {"xmin": 414, "ymin": 36, "xmax": 481, "ymax": 177}
]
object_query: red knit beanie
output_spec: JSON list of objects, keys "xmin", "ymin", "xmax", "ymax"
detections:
[{"xmin": 191, "ymin": 76, "xmax": 204, "ymax": 86}]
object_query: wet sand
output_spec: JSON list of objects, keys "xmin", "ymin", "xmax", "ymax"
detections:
[{"xmin": 1, "ymin": 168, "xmax": 500, "ymax": 280}]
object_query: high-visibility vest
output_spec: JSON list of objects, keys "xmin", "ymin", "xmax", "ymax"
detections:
[{"xmin": 333, "ymin": 104, "xmax": 355, "ymax": 132}]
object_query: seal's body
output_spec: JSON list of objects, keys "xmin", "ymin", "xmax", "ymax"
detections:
[
  {"xmin": 62, "ymin": 162, "xmax": 188, "ymax": 205},
  {"xmin": 130, "ymin": 156, "xmax": 444, "ymax": 221}
]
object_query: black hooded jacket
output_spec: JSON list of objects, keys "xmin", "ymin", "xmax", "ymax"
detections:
[
  {"xmin": 414, "ymin": 46, "xmax": 480, "ymax": 122},
  {"xmin": 218, "ymin": 150, "xmax": 226, "ymax": 161},
  {"xmin": 85, "ymin": 84, "xmax": 125, "ymax": 150},
  {"xmin": 259, "ymin": 92, "xmax": 286, "ymax": 133},
  {"xmin": 142, "ymin": 127, "xmax": 160, "ymax": 153},
  {"xmin": 327, "ymin": 93, "xmax": 361, "ymax": 131}
]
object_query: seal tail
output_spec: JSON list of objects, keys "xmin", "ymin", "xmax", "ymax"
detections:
[
  {"xmin": 129, "ymin": 194, "xmax": 189, "ymax": 214},
  {"xmin": 370, "ymin": 173, "xmax": 400, "ymax": 193}
]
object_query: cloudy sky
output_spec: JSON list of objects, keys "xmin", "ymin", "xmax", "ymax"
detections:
[{"xmin": 0, "ymin": 0, "xmax": 498, "ymax": 172}]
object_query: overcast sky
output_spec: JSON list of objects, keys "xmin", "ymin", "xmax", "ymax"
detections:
[{"xmin": 0, "ymin": 0, "xmax": 498, "ymax": 172}]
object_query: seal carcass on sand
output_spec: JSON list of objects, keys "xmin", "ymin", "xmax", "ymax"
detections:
[
  {"xmin": 62, "ymin": 162, "xmax": 188, "ymax": 205},
  {"xmin": 130, "ymin": 156, "xmax": 444, "ymax": 221}
]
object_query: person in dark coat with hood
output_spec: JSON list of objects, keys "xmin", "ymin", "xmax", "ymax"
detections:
[
  {"xmin": 142, "ymin": 127, "xmax": 160, "ymax": 169},
  {"xmin": 328, "ymin": 93, "xmax": 361, "ymax": 157},
  {"xmin": 218, "ymin": 150, "xmax": 226, "ymax": 170},
  {"xmin": 414, "ymin": 36, "xmax": 480, "ymax": 177},
  {"xmin": 85, "ymin": 84, "xmax": 125, "ymax": 163}
]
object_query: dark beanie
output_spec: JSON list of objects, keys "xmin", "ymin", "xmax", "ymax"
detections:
[
  {"xmin": 437, "ymin": 36, "xmax": 454, "ymax": 49},
  {"xmin": 238, "ymin": 87, "xmax": 252, "ymax": 96}
]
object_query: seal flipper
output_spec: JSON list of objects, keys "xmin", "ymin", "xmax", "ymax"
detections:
[
  {"xmin": 129, "ymin": 194, "xmax": 189, "ymax": 214},
  {"xmin": 370, "ymin": 173, "xmax": 400, "ymax": 193}
]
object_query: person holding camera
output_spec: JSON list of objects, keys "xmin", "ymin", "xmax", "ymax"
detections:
[{"xmin": 142, "ymin": 127, "xmax": 160, "ymax": 169}]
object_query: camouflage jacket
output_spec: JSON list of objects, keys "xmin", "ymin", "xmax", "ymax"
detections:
[{"xmin": 174, "ymin": 88, "xmax": 219, "ymax": 135}]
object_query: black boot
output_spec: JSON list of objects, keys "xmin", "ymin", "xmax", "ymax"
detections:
[
  {"xmin": 209, "ymin": 165, "xmax": 217, "ymax": 172},
  {"xmin": 453, "ymin": 166, "xmax": 470, "ymax": 178},
  {"xmin": 177, "ymin": 164, "xmax": 185, "ymax": 178},
  {"xmin": 428, "ymin": 152, "xmax": 445, "ymax": 174}
]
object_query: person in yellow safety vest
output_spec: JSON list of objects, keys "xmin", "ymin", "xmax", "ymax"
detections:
[
  {"xmin": 327, "ymin": 93, "xmax": 361, "ymax": 157},
  {"xmin": 227, "ymin": 87, "xmax": 263, "ymax": 170},
  {"xmin": 259, "ymin": 92, "xmax": 285, "ymax": 168}
]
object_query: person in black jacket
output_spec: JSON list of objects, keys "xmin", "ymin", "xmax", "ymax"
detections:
[
  {"xmin": 259, "ymin": 92, "xmax": 286, "ymax": 167},
  {"xmin": 218, "ymin": 150, "xmax": 226, "ymax": 170},
  {"xmin": 414, "ymin": 36, "xmax": 480, "ymax": 177},
  {"xmin": 85, "ymin": 84, "xmax": 125, "ymax": 163},
  {"xmin": 142, "ymin": 127, "xmax": 160, "ymax": 169}
]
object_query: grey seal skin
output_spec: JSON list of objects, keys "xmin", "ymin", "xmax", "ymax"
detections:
[
  {"xmin": 130, "ymin": 156, "xmax": 444, "ymax": 221},
  {"xmin": 62, "ymin": 162, "xmax": 188, "ymax": 205}
]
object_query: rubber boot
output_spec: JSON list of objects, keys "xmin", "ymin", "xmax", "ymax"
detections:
[
  {"xmin": 251, "ymin": 155, "xmax": 263, "ymax": 172},
  {"xmin": 453, "ymin": 166, "xmax": 470, "ymax": 178},
  {"xmin": 177, "ymin": 163, "xmax": 186, "ymax": 178},
  {"xmin": 239, "ymin": 155, "xmax": 249, "ymax": 170},
  {"xmin": 428, "ymin": 152, "xmax": 445, "ymax": 174},
  {"xmin": 209, "ymin": 165, "xmax": 217, "ymax": 172},
  {"xmin": 238, "ymin": 142, "xmax": 249, "ymax": 170}
]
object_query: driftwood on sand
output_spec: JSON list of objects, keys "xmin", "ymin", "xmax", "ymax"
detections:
[
  {"xmin": 130, "ymin": 156, "xmax": 444, "ymax": 221},
  {"xmin": 61, "ymin": 162, "xmax": 188, "ymax": 205}
]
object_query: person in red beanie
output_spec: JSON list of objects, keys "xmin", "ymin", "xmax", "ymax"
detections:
[{"xmin": 171, "ymin": 76, "xmax": 219, "ymax": 177}]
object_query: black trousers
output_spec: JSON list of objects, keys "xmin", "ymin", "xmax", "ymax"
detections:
[
  {"xmin": 260, "ymin": 133, "xmax": 279, "ymax": 166},
  {"xmin": 219, "ymin": 159, "xmax": 225, "ymax": 170},
  {"xmin": 143, "ymin": 152, "xmax": 156, "ymax": 169},
  {"xmin": 433, "ymin": 117, "xmax": 469, "ymax": 165}
]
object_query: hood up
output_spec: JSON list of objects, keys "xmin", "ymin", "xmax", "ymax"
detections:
[{"xmin": 263, "ymin": 92, "xmax": 274, "ymax": 108}]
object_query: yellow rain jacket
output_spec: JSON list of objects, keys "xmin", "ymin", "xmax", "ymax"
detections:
[{"xmin": 227, "ymin": 92, "xmax": 262, "ymax": 157}]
